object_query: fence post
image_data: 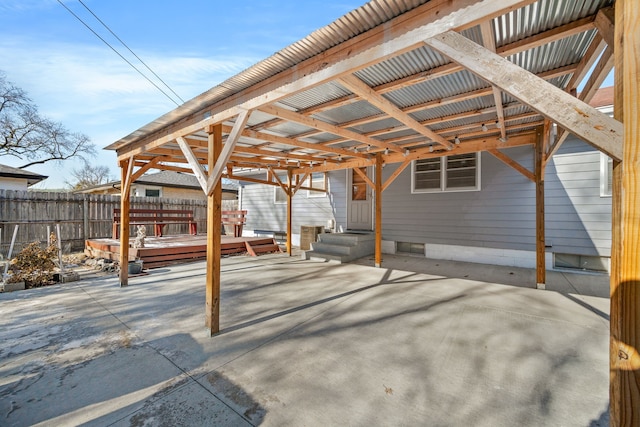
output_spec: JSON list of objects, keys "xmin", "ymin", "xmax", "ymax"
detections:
[{"xmin": 83, "ymin": 195, "xmax": 89, "ymax": 241}]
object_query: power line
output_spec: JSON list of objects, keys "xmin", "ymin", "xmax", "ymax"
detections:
[
  {"xmin": 76, "ymin": 0, "xmax": 185, "ymax": 104},
  {"xmin": 56, "ymin": 0, "xmax": 182, "ymax": 107}
]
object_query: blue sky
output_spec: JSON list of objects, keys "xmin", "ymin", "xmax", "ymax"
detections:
[
  {"xmin": 0, "ymin": 0, "xmax": 360, "ymax": 188},
  {"xmin": 1, "ymin": 1, "xmax": 613, "ymax": 189}
]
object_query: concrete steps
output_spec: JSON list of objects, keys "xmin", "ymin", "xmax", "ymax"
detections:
[{"xmin": 303, "ymin": 232, "xmax": 374, "ymax": 263}]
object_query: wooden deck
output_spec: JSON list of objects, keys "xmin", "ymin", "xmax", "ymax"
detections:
[{"xmin": 85, "ymin": 234, "xmax": 282, "ymax": 269}]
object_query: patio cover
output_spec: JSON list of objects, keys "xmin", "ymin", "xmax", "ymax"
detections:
[{"xmin": 104, "ymin": 0, "xmax": 638, "ymax": 422}]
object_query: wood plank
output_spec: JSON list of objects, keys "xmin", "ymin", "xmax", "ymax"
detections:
[
  {"xmin": 535, "ymin": 124, "xmax": 547, "ymax": 289},
  {"xmin": 286, "ymin": 169, "xmax": 293, "ymax": 255},
  {"xmin": 259, "ymin": 104, "xmax": 405, "ymax": 154},
  {"xmin": 479, "ymin": 21, "xmax": 507, "ymax": 140},
  {"xmin": 375, "ymin": 153, "xmax": 383, "ymax": 267},
  {"xmin": 594, "ymin": 6, "xmax": 615, "ymax": 48},
  {"xmin": 610, "ymin": 0, "xmax": 640, "ymax": 423},
  {"xmin": 487, "ymin": 149, "xmax": 535, "ymax": 182},
  {"xmin": 119, "ymin": 157, "xmax": 133, "ymax": 287},
  {"xmin": 382, "ymin": 158, "xmax": 411, "ymax": 192},
  {"xmin": 206, "ymin": 109, "xmax": 251, "ymax": 196},
  {"xmin": 424, "ymin": 30, "xmax": 623, "ymax": 161},
  {"xmin": 353, "ymin": 166, "xmax": 375, "ymax": 189},
  {"xmin": 176, "ymin": 136, "xmax": 209, "ymax": 194},
  {"xmin": 338, "ymin": 74, "xmax": 454, "ymax": 150},
  {"xmin": 206, "ymin": 124, "xmax": 222, "ymax": 336}
]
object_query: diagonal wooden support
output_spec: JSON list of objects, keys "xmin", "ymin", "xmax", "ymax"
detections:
[
  {"xmin": 488, "ymin": 149, "xmax": 535, "ymax": 182},
  {"xmin": 424, "ymin": 30, "xmax": 623, "ymax": 161},
  {"xmin": 176, "ymin": 136, "xmax": 210, "ymax": 194},
  {"xmin": 353, "ymin": 166, "xmax": 375, "ymax": 189},
  {"xmin": 206, "ymin": 109, "xmax": 251, "ymax": 195},
  {"xmin": 338, "ymin": 74, "xmax": 454, "ymax": 150}
]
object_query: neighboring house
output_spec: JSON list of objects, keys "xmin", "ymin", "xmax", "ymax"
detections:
[
  {"xmin": 76, "ymin": 170, "xmax": 238, "ymax": 202},
  {"xmin": 239, "ymin": 88, "xmax": 613, "ymax": 273},
  {"xmin": 0, "ymin": 164, "xmax": 47, "ymax": 191}
]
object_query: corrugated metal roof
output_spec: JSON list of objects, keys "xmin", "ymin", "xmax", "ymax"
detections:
[{"xmin": 109, "ymin": 0, "xmax": 616, "ymax": 174}]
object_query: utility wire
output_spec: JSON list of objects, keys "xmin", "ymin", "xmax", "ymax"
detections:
[
  {"xmin": 56, "ymin": 0, "xmax": 182, "ymax": 107},
  {"xmin": 76, "ymin": 0, "xmax": 185, "ymax": 104}
]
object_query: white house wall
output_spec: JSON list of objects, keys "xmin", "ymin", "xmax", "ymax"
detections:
[{"xmin": 0, "ymin": 178, "xmax": 28, "ymax": 191}]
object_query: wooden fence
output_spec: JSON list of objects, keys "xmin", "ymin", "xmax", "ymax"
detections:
[{"xmin": 0, "ymin": 190, "xmax": 236, "ymax": 256}]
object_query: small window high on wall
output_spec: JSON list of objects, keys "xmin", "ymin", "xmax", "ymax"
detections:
[
  {"xmin": 600, "ymin": 153, "xmax": 613, "ymax": 197},
  {"xmin": 412, "ymin": 153, "xmax": 480, "ymax": 193}
]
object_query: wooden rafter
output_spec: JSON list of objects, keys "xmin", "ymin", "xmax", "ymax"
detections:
[
  {"xmin": 424, "ymin": 30, "xmax": 623, "ymax": 161},
  {"xmin": 249, "ymin": 13, "xmax": 593, "ymax": 137},
  {"xmin": 259, "ymin": 104, "xmax": 405, "ymax": 153},
  {"xmin": 488, "ymin": 148, "xmax": 535, "ymax": 181},
  {"xmin": 337, "ymin": 73, "xmax": 454, "ymax": 150},
  {"xmin": 479, "ymin": 20, "xmax": 507, "ymax": 140}
]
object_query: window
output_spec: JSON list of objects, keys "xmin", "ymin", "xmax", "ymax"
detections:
[
  {"xmin": 274, "ymin": 183, "xmax": 287, "ymax": 204},
  {"xmin": 145, "ymin": 189, "xmax": 161, "ymax": 197},
  {"xmin": 307, "ymin": 173, "xmax": 326, "ymax": 198},
  {"xmin": 412, "ymin": 153, "xmax": 480, "ymax": 193},
  {"xmin": 600, "ymin": 153, "xmax": 613, "ymax": 197}
]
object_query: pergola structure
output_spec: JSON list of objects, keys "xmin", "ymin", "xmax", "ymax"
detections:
[{"xmin": 105, "ymin": 0, "xmax": 638, "ymax": 422}]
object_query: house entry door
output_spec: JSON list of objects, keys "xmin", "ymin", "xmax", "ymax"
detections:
[{"xmin": 347, "ymin": 167, "xmax": 373, "ymax": 230}]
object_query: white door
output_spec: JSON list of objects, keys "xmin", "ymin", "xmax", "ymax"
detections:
[{"xmin": 347, "ymin": 167, "xmax": 373, "ymax": 230}]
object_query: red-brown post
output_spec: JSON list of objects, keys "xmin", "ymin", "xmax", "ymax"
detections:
[
  {"xmin": 206, "ymin": 124, "xmax": 223, "ymax": 335},
  {"xmin": 119, "ymin": 157, "xmax": 133, "ymax": 287}
]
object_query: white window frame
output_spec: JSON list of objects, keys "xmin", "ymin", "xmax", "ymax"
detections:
[
  {"xmin": 306, "ymin": 172, "xmax": 327, "ymax": 198},
  {"xmin": 411, "ymin": 152, "xmax": 481, "ymax": 193},
  {"xmin": 274, "ymin": 183, "xmax": 287, "ymax": 204},
  {"xmin": 600, "ymin": 152, "xmax": 613, "ymax": 197}
]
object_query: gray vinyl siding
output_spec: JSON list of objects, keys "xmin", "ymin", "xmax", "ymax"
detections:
[
  {"xmin": 238, "ymin": 139, "xmax": 611, "ymax": 259},
  {"xmin": 240, "ymin": 170, "xmax": 345, "ymax": 233},
  {"xmin": 382, "ymin": 146, "xmax": 537, "ymax": 251},
  {"xmin": 545, "ymin": 136, "xmax": 611, "ymax": 257}
]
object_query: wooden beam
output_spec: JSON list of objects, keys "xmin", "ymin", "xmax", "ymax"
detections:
[
  {"xmin": 594, "ymin": 6, "xmax": 615, "ymax": 48},
  {"xmin": 353, "ymin": 166, "xmax": 375, "ymax": 189},
  {"xmin": 286, "ymin": 169, "xmax": 293, "ymax": 256},
  {"xmin": 546, "ymin": 45, "xmax": 614, "ymax": 161},
  {"xmin": 382, "ymin": 158, "xmax": 412, "ymax": 192},
  {"xmin": 567, "ymin": 34, "xmax": 606, "ymax": 92},
  {"xmin": 206, "ymin": 109, "xmax": 250, "ymax": 195},
  {"xmin": 374, "ymin": 153, "xmax": 383, "ymax": 267},
  {"xmin": 610, "ymin": 0, "xmax": 640, "ymax": 423},
  {"xmin": 130, "ymin": 157, "xmax": 162, "ymax": 183},
  {"xmin": 338, "ymin": 74, "xmax": 454, "ymax": 150},
  {"xmin": 205, "ymin": 124, "xmax": 222, "ymax": 336},
  {"xmin": 534, "ymin": 124, "xmax": 548, "ymax": 290},
  {"xmin": 479, "ymin": 20, "xmax": 507, "ymax": 140},
  {"xmin": 176, "ymin": 136, "xmax": 210, "ymax": 194},
  {"xmin": 424, "ymin": 30, "xmax": 623, "ymax": 161},
  {"xmin": 497, "ymin": 14, "xmax": 596, "ymax": 57},
  {"xmin": 488, "ymin": 149, "xmax": 535, "ymax": 182},
  {"xmin": 119, "ymin": 157, "xmax": 134, "ymax": 287},
  {"xmin": 259, "ymin": 104, "xmax": 405, "ymax": 154}
]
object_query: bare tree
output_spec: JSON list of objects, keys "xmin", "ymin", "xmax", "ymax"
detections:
[
  {"xmin": 0, "ymin": 71, "xmax": 96, "ymax": 168},
  {"xmin": 67, "ymin": 163, "xmax": 114, "ymax": 190}
]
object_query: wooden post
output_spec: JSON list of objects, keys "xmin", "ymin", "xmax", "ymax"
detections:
[
  {"xmin": 206, "ymin": 124, "xmax": 223, "ymax": 335},
  {"xmin": 610, "ymin": 0, "xmax": 640, "ymax": 423},
  {"xmin": 535, "ymin": 123, "xmax": 548, "ymax": 290},
  {"xmin": 375, "ymin": 153, "xmax": 383, "ymax": 267},
  {"xmin": 286, "ymin": 169, "xmax": 293, "ymax": 256},
  {"xmin": 119, "ymin": 158, "xmax": 133, "ymax": 287}
]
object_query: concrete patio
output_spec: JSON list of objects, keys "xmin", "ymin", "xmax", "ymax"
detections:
[{"xmin": 0, "ymin": 253, "xmax": 610, "ymax": 426}]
